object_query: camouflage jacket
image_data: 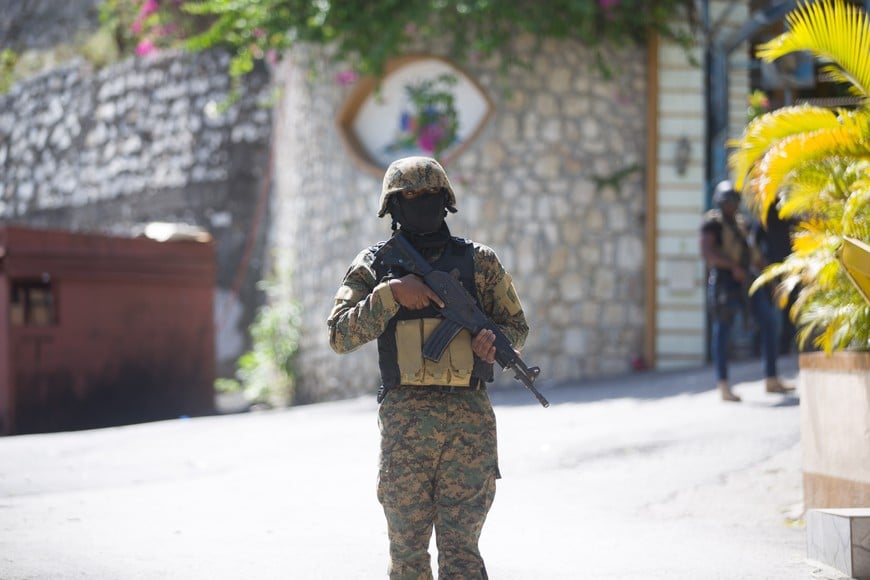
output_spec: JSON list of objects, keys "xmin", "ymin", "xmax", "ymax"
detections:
[{"xmin": 328, "ymin": 239, "xmax": 529, "ymax": 354}]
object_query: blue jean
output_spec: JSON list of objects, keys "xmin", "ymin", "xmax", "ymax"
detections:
[{"xmin": 711, "ymin": 282, "xmax": 778, "ymax": 381}]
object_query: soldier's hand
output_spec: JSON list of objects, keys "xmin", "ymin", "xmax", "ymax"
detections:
[
  {"xmin": 472, "ymin": 329, "xmax": 497, "ymax": 364},
  {"xmin": 388, "ymin": 275, "xmax": 445, "ymax": 310}
]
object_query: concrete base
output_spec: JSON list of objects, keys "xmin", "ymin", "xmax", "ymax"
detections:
[
  {"xmin": 800, "ymin": 352, "xmax": 870, "ymax": 509},
  {"xmin": 807, "ymin": 508, "xmax": 870, "ymax": 579},
  {"xmin": 805, "ymin": 471, "xmax": 870, "ymax": 510}
]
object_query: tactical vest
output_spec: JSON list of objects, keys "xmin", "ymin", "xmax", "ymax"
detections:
[
  {"xmin": 704, "ymin": 209, "xmax": 751, "ymax": 274},
  {"xmin": 373, "ymin": 236, "xmax": 494, "ymax": 389}
]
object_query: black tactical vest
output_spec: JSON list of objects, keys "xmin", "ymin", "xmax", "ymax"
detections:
[{"xmin": 372, "ymin": 235, "xmax": 495, "ymax": 388}]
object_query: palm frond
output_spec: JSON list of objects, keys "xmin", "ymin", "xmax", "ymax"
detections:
[
  {"xmin": 730, "ymin": 105, "xmax": 842, "ymax": 189},
  {"xmin": 779, "ymin": 165, "xmax": 840, "ymax": 218},
  {"xmin": 729, "ymin": 0, "xmax": 870, "ymax": 352},
  {"xmin": 795, "ymin": 284, "xmax": 870, "ymax": 352},
  {"xmin": 779, "ymin": 159, "xmax": 870, "ymax": 227},
  {"xmin": 791, "ymin": 234, "xmax": 831, "ymax": 258},
  {"xmin": 843, "ymin": 185, "xmax": 870, "ymax": 239},
  {"xmin": 746, "ymin": 118, "xmax": 869, "ymax": 218},
  {"xmin": 775, "ymin": 270, "xmax": 804, "ymax": 306},
  {"xmin": 758, "ymin": 0, "xmax": 870, "ymax": 98},
  {"xmin": 819, "ymin": 259, "xmax": 845, "ymax": 288},
  {"xmin": 819, "ymin": 64, "xmax": 869, "ymax": 100}
]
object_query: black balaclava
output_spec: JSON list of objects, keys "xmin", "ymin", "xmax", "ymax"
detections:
[{"xmin": 393, "ymin": 192, "xmax": 446, "ymax": 233}]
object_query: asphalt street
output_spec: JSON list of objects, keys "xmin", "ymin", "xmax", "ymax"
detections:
[{"xmin": 0, "ymin": 354, "xmax": 824, "ymax": 579}]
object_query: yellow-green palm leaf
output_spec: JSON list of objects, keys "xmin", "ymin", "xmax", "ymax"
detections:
[
  {"xmin": 778, "ymin": 161, "xmax": 846, "ymax": 218},
  {"xmin": 730, "ymin": 104, "xmax": 842, "ymax": 190},
  {"xmin": 744, "ymin": 113, "xmax": 869, "ymax": 218},
  {"xmin": 730, "ymin": 0, "xmax": 870, "ymax": 351},
  {"xmin": 758, "ymin": 0, "xmax": 870, "ymax": 99},
  {"xmin": 842, "ymin": 179, "xmax": 870, "ymax": 238}
]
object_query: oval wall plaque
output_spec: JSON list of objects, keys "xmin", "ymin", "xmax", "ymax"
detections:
[{"xmin": 337, "ymin": 55, "xmax": 493, "ymax": 176}]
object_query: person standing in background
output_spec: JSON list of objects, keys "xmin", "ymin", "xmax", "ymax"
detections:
[
  {"xmin": 700, "ymin": 180, "xmax": 794, "ymax": 402},
  {"xmin": 752, "ymin": 200, "xmax": 798, "ymax": 355}
]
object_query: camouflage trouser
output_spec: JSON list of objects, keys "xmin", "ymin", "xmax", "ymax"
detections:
[{"xmin": 377, "ymin": 388, "xmax": 499, "ymax": 580}]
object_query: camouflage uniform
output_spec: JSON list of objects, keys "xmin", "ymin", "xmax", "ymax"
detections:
[{"xmin": 327, "ymin": 157, "xmax": 528, "ymax": 580}]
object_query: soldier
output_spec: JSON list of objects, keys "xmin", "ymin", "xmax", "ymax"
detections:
[
  {"xmin": 327, "ymin": 156, "xmax": 529, "ymax": 579},
  {"xmin": 700, "ymin": 180, "xmax": 794, "ymax": 402}
]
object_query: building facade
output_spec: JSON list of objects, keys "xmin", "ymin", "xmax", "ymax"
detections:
[{"xmin": 1, "ymin": 1, "xmax": 758, "ymax": 403}]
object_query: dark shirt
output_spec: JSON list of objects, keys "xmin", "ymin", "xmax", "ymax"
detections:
[{"xmin": 752, "ymin": 204, "xmax": 794, "ymax": 264}]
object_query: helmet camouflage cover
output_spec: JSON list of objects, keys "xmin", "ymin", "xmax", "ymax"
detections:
[{"xmin": 378, "ymin": 156, "xmax": 457, "ymax": 217}]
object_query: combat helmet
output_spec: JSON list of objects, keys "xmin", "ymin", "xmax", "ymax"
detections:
[
  {"xmin": 378, "ymin": 156, "xmax": 457, "ymax": 218},
  {"xmin": 713, "ymin": 179, "xmax": 741, "ymax": 207}
]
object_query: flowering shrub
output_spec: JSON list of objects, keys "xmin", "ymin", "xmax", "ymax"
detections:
[
  {"xmin": 387, "ymin": 74, "xmax": 459, "ymax": 157},
  {"xmin": 100, "ymin": 0, "xmax": 191, "ymax": 58},
  {"xmin": 103, "ymin": 0, "xmax": 696, "ymax": 82},
  {"xmin": 746, "ymin": 89, "xmax": 771, "ymax": 123}
]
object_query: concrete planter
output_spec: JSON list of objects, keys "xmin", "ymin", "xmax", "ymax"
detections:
[{"xmin": 800, "ymin": 351, "xmax": 870, "ymax": 508}]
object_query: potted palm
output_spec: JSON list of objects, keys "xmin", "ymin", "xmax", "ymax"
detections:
[{"xmin": 729, "ymin": 0, "xmax": 870, "ymax": 509}]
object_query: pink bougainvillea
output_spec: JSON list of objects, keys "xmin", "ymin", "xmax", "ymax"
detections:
[
  {"xmin": 386, "ymin": 75, "xmax": 459, "ymax": 158},
  {"xmin": 599, "ymin": 0, "xmax": 620, "ymax": 20},
  {"xmin": 140, "ymin": 0, "xmax": 159, "ymax": 17},
  {"xmin": 417, "ymin": 123, "xmax": 446, "ymax": 154},
  {"xmin": 135, "ymin": 39, "xmax": 156, "ymax": 56},
  {"xmin": 335, "ymin": 70, "xmax": 360, "ymax": 87}
]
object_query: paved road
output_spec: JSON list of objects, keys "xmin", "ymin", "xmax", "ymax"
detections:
[{"xmin": 0, "ymin": 355, "xmax": 817, "ymax": 579}]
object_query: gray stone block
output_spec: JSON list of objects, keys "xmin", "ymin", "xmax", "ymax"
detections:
[{"xmin": 807, "ymin": 508, "xmax": 870, "ymax": 579}]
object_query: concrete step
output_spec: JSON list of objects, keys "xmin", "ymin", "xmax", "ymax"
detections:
[{"xmin": 807, "ymin": 508, "xmax": 870, "ymax": 579}]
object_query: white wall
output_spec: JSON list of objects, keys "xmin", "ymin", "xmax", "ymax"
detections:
[{"xmin": 653, "ymin": 0, "xmax": 750, "ymax": 370}]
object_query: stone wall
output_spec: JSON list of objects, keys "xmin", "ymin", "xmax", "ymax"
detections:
[
  {"xmin": 273, "ymin": 39, "xmax": 649, "ymax": 402},
  {"xmin": 0, "ymin": 0, "xmax": 102, "ymax": 51},
  {"xmin": 0, "ymin": 51, "xmax": 273, "ymax": 375}
]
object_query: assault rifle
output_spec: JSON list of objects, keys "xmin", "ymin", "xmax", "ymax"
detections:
[{"xmin": 381, "ymin": 233, "xmax": 549, "ymax": 408}]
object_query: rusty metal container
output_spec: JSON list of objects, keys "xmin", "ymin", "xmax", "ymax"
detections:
[{"xmin": 0, "ymin": 226, "xmax": 216, "ymax": 435}]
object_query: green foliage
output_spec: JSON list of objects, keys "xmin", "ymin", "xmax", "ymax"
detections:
[
  {"xmin": 99, "ymin": 0, "xmax": 143, "ymax": 56},
  {"xmin": 589, "ymin": 162, "xmax": 642, "ymax": 194},
  {"xmin": 104, "ymin": 0, "xmax": 696, "ymax": 81},
  {"xmin": 229, "ymin": 271, "xmax": 302, "ymax": 407},
  {"xmin": 0, "ymin": 49, "xmax": 17, "ymax": 93},
  {"xmin": 746, "ymin": 89, "xmax": 770, "ymax": 123},
  {"xmin": 214, "ymin": 377, "xmax": 243, "ymax": 395},
  {"xmin": 734, "ymin": 0, "xmax": 870, "ymax": 353},
  {"xmin": 78, "ymin": 28, "xmax": 122, "ymax": 68},
  {"xmin": 0, "ymin": 1, "xmax": 138, "ymax": 90}
]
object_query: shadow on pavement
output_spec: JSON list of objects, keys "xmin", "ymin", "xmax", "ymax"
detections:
[{"xmin": 490, "ymin": 354, "xmax": 801, "ymax": 408}]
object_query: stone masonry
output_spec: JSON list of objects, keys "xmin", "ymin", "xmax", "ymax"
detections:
[
  {"xmin": 0, "ymin": 50, "xmax": 273, "ymax": 376},
  {"xmin": 273, "ymin": 39, "xmax": 649, "ymax": 402}
]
